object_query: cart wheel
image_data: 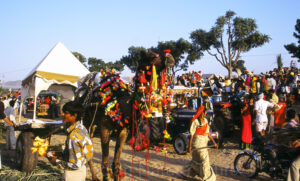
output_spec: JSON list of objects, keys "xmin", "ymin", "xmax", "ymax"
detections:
[
  {"xmin": 211, "ymin": 123, "xmax": 224, "ymax": 148},
  {"xmin": 16, "ymin": 132, "xmax": 38, "ymax": 172},
  {"xmin": 173, "ymin": 133, "xmax": 189, "ymax": 155}
]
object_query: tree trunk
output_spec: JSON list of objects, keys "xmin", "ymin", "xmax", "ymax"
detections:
[{"xmin": 228, "ymin": 66, "xmax": 233, "ymax": 79}]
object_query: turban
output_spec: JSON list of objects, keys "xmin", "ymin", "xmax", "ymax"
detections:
[{"xmin": 258, "ymin": 93, "xmax": 264, "ymax": 99}]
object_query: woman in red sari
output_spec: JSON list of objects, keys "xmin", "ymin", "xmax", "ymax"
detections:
[{"xmin": 240, "ymin": 95, "xmax": 252, "ymax": 149}]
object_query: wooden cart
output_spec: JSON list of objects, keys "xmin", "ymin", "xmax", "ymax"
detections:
[{"xmin": 15, "ymin": 120, "xmax": 65, "ymax": 172}]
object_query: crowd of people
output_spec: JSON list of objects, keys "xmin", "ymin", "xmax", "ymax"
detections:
[
  {"xmin": 175, "ymin": 65, "xmax": 300, "ymax": 181},
  {"xmin": 176, "ymin": 66, "xmax": 299, "ymax": 139},
  {"xmin": 0, "ymin": 89, "xmax": 21, "ymax": 150},
  {"xmin": 0, "ymin": 65, "xmax": 300, "ymax": 180}
]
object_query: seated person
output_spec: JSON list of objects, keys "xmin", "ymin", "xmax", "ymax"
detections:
[{"xmin": 284, "ymin": 109, "xmax": 299, "ymax": 129}]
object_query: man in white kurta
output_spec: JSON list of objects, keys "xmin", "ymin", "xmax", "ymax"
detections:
[{"xmin": 254, "ymin": 93, "xmax": 274, "ymax": 136}]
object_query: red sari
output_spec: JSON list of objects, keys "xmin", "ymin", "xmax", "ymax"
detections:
[
  {"xmin": 274, "ymin": 102, "xmax": 286, "ymax": 127},
  {"xmin": 241, "ymin": 104, "xmax": 252, "ymax": 144}
]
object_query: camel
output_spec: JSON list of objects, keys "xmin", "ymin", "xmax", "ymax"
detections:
[{"xmin": 74, "ymin": 50, "xmax": 175, "ymax": 181}]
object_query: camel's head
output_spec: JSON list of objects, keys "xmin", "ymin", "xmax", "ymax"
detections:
[{"xmin": 75, "ymin": 72, "xmax": 103, "ymax": 105}]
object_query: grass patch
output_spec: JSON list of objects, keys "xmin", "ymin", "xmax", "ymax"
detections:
[{"xmin": 1, "ymin": 160, "xmax": 62, "ymax": 181}]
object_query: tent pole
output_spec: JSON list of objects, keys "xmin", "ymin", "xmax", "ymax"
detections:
[
  {"xmin": 33, "ymin": 95, "xmax": 37, "ymax": 120},
  {"xmin": 18, "ymin": 101, "xmax": 23, "ymax": 123},
  {"xmin": 33, "ymin": 79, "xmax": 38, "ymax": 120}
]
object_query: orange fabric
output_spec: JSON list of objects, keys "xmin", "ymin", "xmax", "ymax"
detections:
[
  {"xmin": 195, "ymin": 123, "xmax": 208, "ymax": 136},
  {"xmin": 220, "ymin": 102, "xmax": 232, "ymax": 108},
  {"xmin": 201, "ymin": 88, "xmax": 213, "ymax": 97},
  {"xmin": 274, "ymin": 102, "xmax": 286, "ymax": 127}
]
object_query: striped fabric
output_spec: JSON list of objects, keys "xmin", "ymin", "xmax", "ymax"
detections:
[{"xmin": 56, "ymin": 121, "xmax": 93, "ymax": 170}]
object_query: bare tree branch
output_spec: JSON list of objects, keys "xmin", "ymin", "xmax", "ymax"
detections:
[
  {"xmin": 233, "ymin": 48, "xmax": 243, "ymax": 63},
  {"xmin": 231, "ymin": 47, "xmax": 237, "ymax": 61},
  {"xmin": 220, "ymin": 35, "xmax": 228, "ymax": 64},
  {"xmin": 227, "ymin": 20, "xmax": 232, "ymax": 68},
  {"xmin": 207, "ymin": 50, "xmax": 226, "ymax": 67},
  {"xmin": 216, "ymin": 48, "xmax": 227, "ymax": 65}
]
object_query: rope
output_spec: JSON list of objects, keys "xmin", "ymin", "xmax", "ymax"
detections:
[
  {"xmin": 88, "ymin": 102, "xmax": 99, "ymax": 135},
  {"xmin": 131, "ymin": 106, "xmax": 136, "ymax": 181}
]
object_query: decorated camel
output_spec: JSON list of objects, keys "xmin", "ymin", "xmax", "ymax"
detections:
[{"xmin": 74, "ymin": 49, "xmax": 175, "ymax": 180}]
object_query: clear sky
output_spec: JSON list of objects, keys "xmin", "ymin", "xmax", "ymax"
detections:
[{"xmin": 0, "ymin": 0, "xmax": 299, "ymax": 82}]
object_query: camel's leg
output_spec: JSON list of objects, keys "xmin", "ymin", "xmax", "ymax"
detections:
[
  {"xmin": 112, "ymin": 127, "xmax": 127, "ymax": 180},
  {"xmin": 88, "ymin": 159, "xmax": 100, "ymax": 181},
  {"xmin": 100, "ymin": 122, "xmax": 112, "ymax": 181}
]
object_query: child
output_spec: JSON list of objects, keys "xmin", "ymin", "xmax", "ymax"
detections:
[{"xmin": 47, "ymin": 101, "xmax": 94, "ymax": 181}]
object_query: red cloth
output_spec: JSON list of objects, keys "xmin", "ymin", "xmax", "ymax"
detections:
[
  {"xmin": 14, "ymin": 92, "xmax": 19, "ymax": 98},
  {"xmin": 44, "ymin": 98, "xmax": 51, "ymax": 104},
  {"xmin": 275, "ymin": 102, "xmax": 286, "ymax": 127},
  {"xmin": 195, "ymin": 123, "xmax": 208, "ymax": 136},
  {"xmin": 241, "ymin": 104, "xmax": 252, "ymax": 144},
  {"xmin": 221, "ymin": 102, "xmax": 232, "ymax": 108}
]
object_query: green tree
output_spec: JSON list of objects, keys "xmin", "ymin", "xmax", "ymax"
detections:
[
  {"xmin": 235, "ymin": 59, "xmax": 246, "ymax": 73},
  {"xmin": 276, "ymin": 54, "xmax": 283, "ymax": 70},
  {"xmin": 190, "ymin": 10, "xmax": 270, "ymax": 78},
  {"xmin": 87, "ymin": 57, "xmax": 124, "ymax": 72},
  {"xmin": 119, "ymin": 46, "xmax": 147, "ymax": 73},
  {"xmin": 284, "ymin": 19, "xmax": 300, "ymax": 62},
  {"xmin": 120, "ymin": 39, "xmax": 201, "ymax": 73},
  {"xmin": 110, "ymin": 60, "xmax": 125, "ymax": 72},
  {"xmin": 150, "ymin": 38, "xmax": 202, "ymax": 73},
  {"xmin": 72, "ymin": 52, "xmax": 87, "ymax": 67}
]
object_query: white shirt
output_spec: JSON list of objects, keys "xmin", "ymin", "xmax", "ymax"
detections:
[
  {"xmin": 3, "ymin": 99, "xmax": 9, "ymax": 109},
  {"xmin": 254, "ymin": 99, "xmax": 274, "ymax": 123},
  {"xmin": 4, "ymin": 106, "xmax": 15, "ymax": 126},
  {"xmin": 267, "ymin": 78, "xmax": 276, "ymax": 90}
]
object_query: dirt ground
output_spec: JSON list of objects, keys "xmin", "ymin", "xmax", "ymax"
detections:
[
  {"xmin": 1, "ymin": 133, "xmax": 272, "ymax": 181},
  {"xmin": 2, "ymin": 104, "xmax": 300, "ymax": 181}
]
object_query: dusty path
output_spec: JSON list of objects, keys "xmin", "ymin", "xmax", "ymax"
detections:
[{"xmin": 1, "ymin": 132, "xmax": 274, "ymax": 181}]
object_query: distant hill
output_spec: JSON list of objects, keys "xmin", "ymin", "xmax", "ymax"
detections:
[{"xmin": 1, "ymin": 80, "xmax": 22, "ymax": 89}]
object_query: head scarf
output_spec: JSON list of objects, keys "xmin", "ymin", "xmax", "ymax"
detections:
[
  {"xmin": 191, "ymin": 105, "xmax": 205, "ymax": 123},
  {"xmin": 258, "ymin": 93, "xmax": 264, "ymax": 100}
]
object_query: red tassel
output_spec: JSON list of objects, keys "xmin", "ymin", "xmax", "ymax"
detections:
[
  {"xmin": 139, "ymin": 71, "xmax": 147, "ymax": 84},
  {"xmin": 128, "ymin": 137, "xmax": 135, "ymax": 147},
  {"xmin": 118, "ymin": 170, "xmax": 125, "ymax": 178},
  {"xmin": 160, "ymin": 69, "xmax": 166, "ymax": 89},
  {"xmin": 161, "ymin": 97, "xmax": 168, "ymax": 106}
]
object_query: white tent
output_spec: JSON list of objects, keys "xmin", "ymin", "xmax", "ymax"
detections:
[{"xmin": 21, "ymin": 42, "xmax": 90, "ymax": 120}]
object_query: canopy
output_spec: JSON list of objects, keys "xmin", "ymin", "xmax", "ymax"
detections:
[{"xmin": 21, "ymin": 42, "xmax": 90, "ymax": 120}]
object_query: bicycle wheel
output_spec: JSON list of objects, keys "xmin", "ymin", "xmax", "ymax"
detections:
[{"xmin": 234, "ymin": 153, "xmax": 258, "ymax": 178}]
